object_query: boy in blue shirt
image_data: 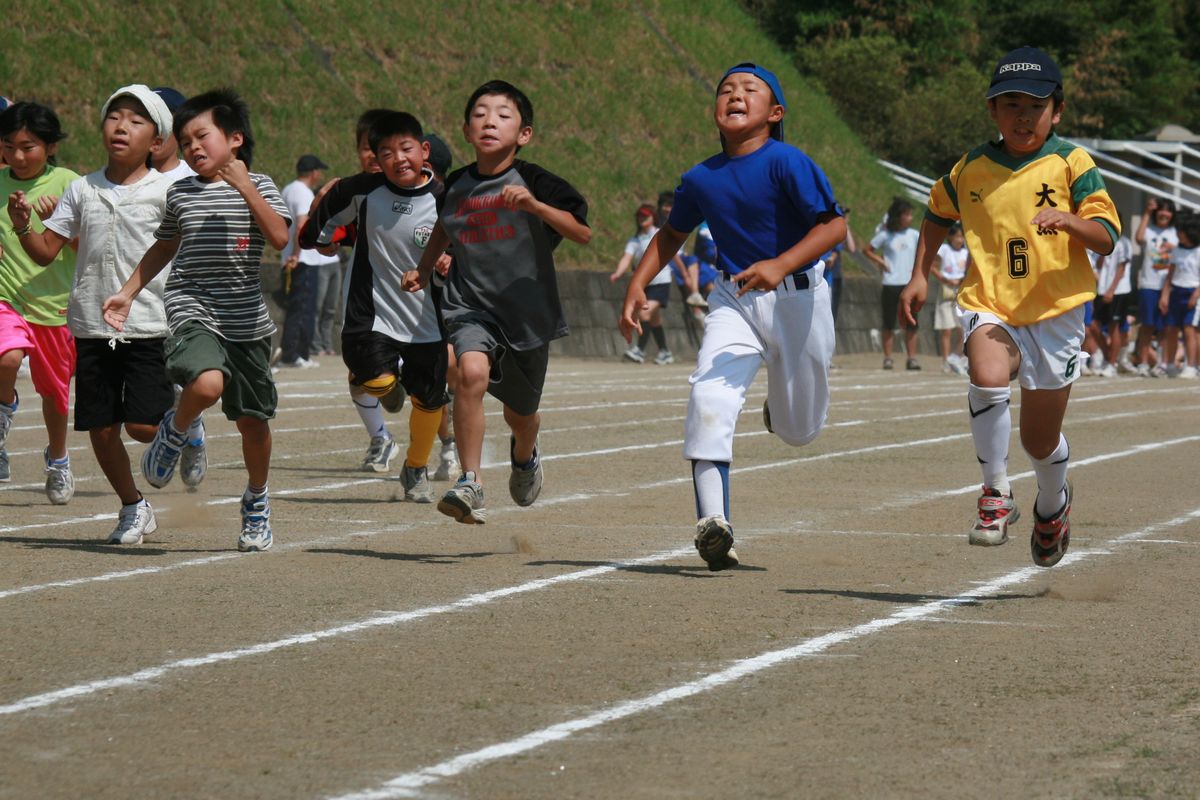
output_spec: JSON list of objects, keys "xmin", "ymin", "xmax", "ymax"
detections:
[{"xmin": 620, "ymin": 63, "xmax": 845, "ymax": 570}]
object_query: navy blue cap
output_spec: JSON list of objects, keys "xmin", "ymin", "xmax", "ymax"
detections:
[
  {"xmin": 423, "ymin": 133, "xmax": 452, "ymax": 178},
  {"xmin": 718, "ymin": 62, "xmax": 787, "ymax": 141},
  {"xmin": 0, "ymin": 96, "xmax": 9, "ymax": 113},
  {"xmin": 296, "ymin": 154, "xmax": 329, "ymax": 173},
  {"xmin": 987, "ymin": 47, "xmax": 1062, "ymax": 99},
  {"xmin": 152, "ymin": 87, "xmax": 187, "ymax": 114}
]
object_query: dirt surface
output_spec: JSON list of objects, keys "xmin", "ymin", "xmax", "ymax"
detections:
[{"xmin": 2, "ymin": 354, "xmax": 1198, "ymax": 799}]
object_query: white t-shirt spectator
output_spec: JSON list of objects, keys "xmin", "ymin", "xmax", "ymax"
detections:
[
  {"xmin": 1168, "ymin": 245, "xmax": 1200, "ymax": 289},
  {"xmin": 626, "ymin": 227, "xmax": 671, "ymax": 286},
  {"xmin": 280, "ymin": 179, "xmax": 340, "ymax": 266},
  {"xmin": 1096, "ymin": 236, "xmax": 1133, "ymax": 295},
  {"xmin": 1139, "ymin": 224, "xmax": 1178, "ymax": 291},
  {"xmin": 870, "ymin": 227, "xmax": 919, "ymax": 286}
]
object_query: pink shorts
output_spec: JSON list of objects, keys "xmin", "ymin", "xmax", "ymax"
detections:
[{"xmin": 0, "ymin": 301, "xmax": 75, "ymax": 415}]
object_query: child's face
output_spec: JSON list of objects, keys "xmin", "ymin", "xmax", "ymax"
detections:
[
  {"xmin": 358, "ymin": 133, "xmax": 380, "ymax": 173},
  {"xmin": 178, "ymin": 110, "xmax": 243, "ymax": 178},
  {"xmin": 1154, "ymin": 207, "xmax": 1174, "ymax": 228},
  {"xmin": 0, "ymin": 128, "xmax": 55, "ymax": 181},
  {"xmin": 375, "ymin": 134, "xmax": 429, "ymax": 188},
  {"xmin": 897, "ymin": 208, "xmax": 914, "ymax": 229},
  {"xmin": 1179, "ymin": 230, "xmax": 1195, "ymax": 248},
  {"xmin": 988, "ymin": 92, "xmax": 1062, "ymax": 157},
  {"xmin": 949, "ymin": 229, "xmax": 965, "ymax": 248},
  {"xmin": 102, "ymin": 97, "xmax": 161, "ymax": 164},
  {"xmin": 463, "ymin": 93, "xmax": 532, "ymax": 158},
  {"xmin": 714, "ymin": 73, "xmax": 783, "ymax": 142}
]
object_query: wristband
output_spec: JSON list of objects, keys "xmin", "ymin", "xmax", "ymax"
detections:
[{"xmin": 13, "ymin": 224, "xmax": 31, "ymax": 237}]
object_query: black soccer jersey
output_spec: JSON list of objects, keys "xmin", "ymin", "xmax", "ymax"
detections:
[{"xmin": 438, "ymin": 160, "xmax": 588, "ymax": 350}]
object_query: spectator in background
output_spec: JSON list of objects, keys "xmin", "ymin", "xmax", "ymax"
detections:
[
  {"xmin": 822, "ymin": 206, "xmax": 855, "ymax": 325},
  {"xmin": 865, "ymin": 197, "xmax": 921, "ymax": 370},
  {"xmin": 276, "ymin": 154, "xmax": 336, "ymax": 369},
  {"xmin": 150, "ymin": 87, "xmax": 193, "ymax": 182},
  {"xmin": 1133, "ymin": 196, "xmax": 1176, "ymax": 376},
  {"xmin": 612, "ymin": 203, "xmax": 674, "ymax": 364}
]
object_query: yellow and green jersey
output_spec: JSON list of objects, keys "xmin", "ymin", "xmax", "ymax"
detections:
[{"xmin": 926, "ymin": 134, "xmax": 1119, "ymax": 326}]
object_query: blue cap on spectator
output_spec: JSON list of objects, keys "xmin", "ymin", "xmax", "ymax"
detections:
[
  {"xmin": 718, "ymin": 62, "xmax": 787, "ymax": 141},
  {"xmin": 152, "ymin": 87, "xmax": 187, "ymax": 113},
  {"xmin": 0, "ymin": 96, "xmax": 10, "ymax": 113}
]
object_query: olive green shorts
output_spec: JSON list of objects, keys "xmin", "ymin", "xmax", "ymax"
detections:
[{"xmin": 164, "ymin": 322, "xmax": 277, "ymax": 421}]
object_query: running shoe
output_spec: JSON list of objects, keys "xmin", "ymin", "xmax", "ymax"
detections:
[
  {"xmin": 695, "ymin": 514, "xmax": 739, "ymax": 571},
  {"xmin": 109, "ymin": 498, "xmax": 157, "ymax": 544},
  {"xmin": 623, "ymin": 346, "xmax": 645, "ymax": 364},
  {"xmin": 0, "ymin": 449, "xmax": 8, "ymax": 483},
  {"xmin": 180, "ymin": 416, "xmax": 207, "ymax": 489},
  {"xmin": 1031, "ymin": 480, "xmax": 1072, "ymax": 568},
  {"xmin": 238, "ymin": 489, "xmax": 273, "ymax": 551},
  {"xmin": 361, "ymin": 435, "xmax": 399, "ymax": 473},
  {"xmin": 43, "ymin": 447, "xmax": 74, "ymax": 505},
  {"xmin": 654, "ymin": 350, "xmax": 675, "ymax": 366},
  {"xmin": 400, "ymin": 464, "xmax": 434, "ymax": 503},
  {"xmin": 438, "ymin": 473, "xmax": 487, "ymax": 524},
  {"xmin": 508, "ymin": 437, "xmax": 543, "ymax": 507},
  {"xmin": 0, "ymin": 391, "xmax": 14, "ymax": 451},
  {"xmin": 433, "ymin": 439, "xmax": 459, "ymax": 481},
  {"xmin": 906, "ymin": 358, "xmax": 922, "ymax": 371},
  {"xmin": 142, "ymin": 409, "xmax": 187, "ymax": 489},
  {"xmin": 969, "ymin": 486, "xmax": 1020, "ymax": 546}
]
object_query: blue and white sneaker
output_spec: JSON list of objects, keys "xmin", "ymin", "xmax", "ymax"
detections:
[
  {"xmin": 0, "ymin": 448, "xmax": 9, "ymax": 483},
  {"xmin": 142, "ymin": 409, "xmax": 187, "ymax": 489},
  {"xmin": 238, "ymin": 488, "xmax": 273, "ymax": 551},
  {"xmin": 180, "ymin": 416, "xmax": 207, "ymax": 489},
  {"xmin": 0, "ymin": 391, "xmax": 15, "ymax": 451}
]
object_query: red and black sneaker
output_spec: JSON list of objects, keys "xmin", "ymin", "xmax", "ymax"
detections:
[
  {"xmin": 1031, "ymin": 480, "xmax": 1072, "ymax": 568},
  {"xmin": 969, "ymin": 486, "xmax": 1020, "ymax": 546}
]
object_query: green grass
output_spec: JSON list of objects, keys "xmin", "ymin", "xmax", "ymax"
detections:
[{"xmin": 3, "ymin": 0, "xmax": 900, "ymax": 266}]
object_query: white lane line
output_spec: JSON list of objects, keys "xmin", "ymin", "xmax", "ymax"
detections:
[
  {"xmin": 327, "ymin": 506, "xmax": 1200, "ymax": 800},
  {"xmin": 0, "ymin": 545, "xmax": 694, "ymax": 717}
]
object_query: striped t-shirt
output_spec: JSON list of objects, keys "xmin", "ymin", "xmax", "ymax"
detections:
[{"xmin": 155, "ymin": 173, "xmax": 291, "ymax": 340}]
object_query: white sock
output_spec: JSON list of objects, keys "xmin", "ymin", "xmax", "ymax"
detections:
[
  {"xmin": 691, "ymin": 460, "xmax": 729, "ymax": 520},
  {"xmin": 352, "ymin": 393, "xmax": 388, "ymax": 440},
  {"xmin": 187, "ymin": 415, "xmax": 205, "ymax": 444},
  {"xmin": 1028, "ymin": 434, "xmax": 1069, "ymax": 519},
  {"xmin": 967, "ymin": 384, "xmax": 1011, "ymax": 494}
]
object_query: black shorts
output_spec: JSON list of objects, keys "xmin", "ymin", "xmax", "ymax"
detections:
[
  {"xmin": 341, "ymin": 331, "xmax": 448, "ymax": 410},
  {"xmin": 447, "ymin": 318, "xmax": 549, "ymax": 417},
  {"xmin": 645, "ymin": 282, "xmax": 671, "ymax": 307},
  {"xmin": 881, "ymin": 285, "xmax": 918, "ymax": 331},
  {"xmin": 73, "ymin": 336, "xmax": 174, "ymax": 431},
  {"xmin": 1093, "ymin": 292, "xmax": 1132, "ymax": 329}
]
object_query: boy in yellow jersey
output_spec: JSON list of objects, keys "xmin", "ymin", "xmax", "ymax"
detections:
[{"xmin": 900, "ymin": 47, "xmax": 1120, "ymax": 568}]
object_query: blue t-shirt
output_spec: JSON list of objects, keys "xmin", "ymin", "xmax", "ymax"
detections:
[{"xmin": 667, "ymin": 138, "xmax": 840, "ymax": 276}]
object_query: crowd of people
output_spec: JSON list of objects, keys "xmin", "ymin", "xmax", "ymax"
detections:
[{"xmin": 0, "ymin": 47, "xmax": 1187, "ymax": 572}]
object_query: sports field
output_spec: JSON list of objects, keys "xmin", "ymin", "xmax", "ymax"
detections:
[{"xmin": 2, "ymin": 355, "xmax": 1198, "ymax": 799}]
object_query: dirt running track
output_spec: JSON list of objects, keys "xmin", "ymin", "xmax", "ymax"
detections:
[{"xmin": 1, "ymin": 355, "xmax": 1198, "ymax": 799}]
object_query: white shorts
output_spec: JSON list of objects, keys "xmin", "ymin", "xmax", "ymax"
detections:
[
  {"xmin": 960, "ymin": 304, "xmax": 1085, "ymax": 391},
  {"xmin": 684, "ymin": 264, "xmax": 834, "ymax": 462},
  {"xmin": 935, "ymin": 300, "xmax": 960, "ymax": 331}
]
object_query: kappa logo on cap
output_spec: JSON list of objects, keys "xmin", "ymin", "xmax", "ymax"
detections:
[{"xmin": 998, "ymin": 62, "xmax": 1042, "ymax": 74}]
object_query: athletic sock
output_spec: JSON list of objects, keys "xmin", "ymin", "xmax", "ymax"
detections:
[
  {"xmin": 967, "ymin": 383, "xmax": 1012, "ymax": 494},
  {"xmin": 352, "ymin": 392, "xmax": 388, "ymax": 440},
  {"xmin": 187, "ymin": 415, "xmax": 205, "ymax": 445},
  {"xmin": 405, "ymin": 401, "xmax": 442, "ymax": 469},
  {"xmin": 245, "ymin": 483, "xmax": 267, "ymax": 498},
  {"xmin": 650, "ymin": 324, "xmax": 667, "ymax": 351},
  {"xmin": 1028, "ymin": 434, "xmax": 1069, "ymax": 519},
  {"xmin": 691, "ymin": 460, "xmax": 730, "ymax": 520}
]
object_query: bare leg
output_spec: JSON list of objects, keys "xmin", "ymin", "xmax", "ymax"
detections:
[
  {"xmin": 43, "ymin": 396, "xmax": 69, "ymax": 461},
  {"xmin": 505, "ymin": 406, "xmax": 540, "ymax": 465},
  {"xmin": 90, "ymin": 425, "xmax": 140, "ymax": 506},
  {"xmin": 175, "ymin": 370, "xmax": 224, "ymax": 430},
  {"xmin": 237, "ymin": 416, "xmax": 271, "ymax": 488},
  {"xmin": 0, "ymin": 348, "xmax": 22, "ymax": 406},
  {"xmin": 453, "ymin": 351, "xmax": 490, "ymax": 481}
]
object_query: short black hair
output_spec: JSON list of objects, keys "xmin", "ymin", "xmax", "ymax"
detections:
[
  {"xmin": 886, "ymin": 197, "xmax": 914, "ymax": 230},
  {"xmin": 0, "ymin": 102, "xmax": 68, "ymax": 164},
  {"xmin": 356, "ymin": 108, "xmax": 394, "ymax": 145},
  {"xmin": 1174, "ymin": 210, "xmax": 1200, "ymax": 245},
  {"xmin": 173, "ymin": 88, "xmax": 255, "ymax": 168},
  {"xmin": 463, "ymin": 80, "xmax": 533, "ymax": 128},
  {"xmin": 368, "ymin": 111, "xmax": 424, "ymax": 153}
]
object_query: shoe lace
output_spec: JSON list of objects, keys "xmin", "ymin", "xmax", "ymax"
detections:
[
  {"xmin": 978, "ymin": 487, "xmax": 1012, "ymax": 523},
  {"xmin": 45, "ymin": 462, "xmax": 70, "ymax": 489},
  {"xmin": 242, "ymin": 495, "xmax": 270, "ymax": 531}
]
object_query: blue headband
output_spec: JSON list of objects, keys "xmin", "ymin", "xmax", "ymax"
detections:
[{"xmin": 718, "ymin": 62, "xmax": 786, "ymax": 141}]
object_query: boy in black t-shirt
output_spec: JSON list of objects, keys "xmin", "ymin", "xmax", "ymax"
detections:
[{"xmin": 404, "ymin": 80, "xmax": 590, "ymax": 524}]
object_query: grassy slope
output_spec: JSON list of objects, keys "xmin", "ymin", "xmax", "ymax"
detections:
[{"xmin": 3, "ymin": 0, "xmax": 898, "ymax": 268}]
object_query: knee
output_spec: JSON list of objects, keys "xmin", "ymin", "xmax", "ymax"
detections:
[
  {"xmin": 124, "ymin": 422, "xmax": 159, "ymax": 443},
  {"xmin": 188, "ymin": 371, "xmax": 225, "ymax": 405},
  {"xmin": 0, "ymin": 349, "xmax": 24, "ymax": 371},
  {"xmin": 456, "ymin": 357, "xmax": 490, "ymax": 394}
]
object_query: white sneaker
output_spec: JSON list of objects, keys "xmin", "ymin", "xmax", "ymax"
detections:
[
  {"xmin": 238, "ymin": 489, "xmax": 272, "ymax": 551},
  {"xmin": 1099, "ymin": 364, "xmax": 1117, "ymax": 378},
  {"xmin": 433, "ymin": 439, "xmax": 458, "ymax": 481},
  {"xmin": 361, "ymin": 435, "xmax": 399, "ymax": 472},
  {"xmin": 400, "ymin": 464, "xmax": 434, "ymax": 503},
  {"xmin": 654, "ymin": 350, "xmax": 675, "ymax": 365},
  {"xmin": 623, "ymin": 346, "xmax": 645, "ymax": 364},
  {"xmin": 1136, "ymin": 363, "xmax": 1151, "ymax": 377},
  {"xmin": 1151, "ymin": 364, "xmax": 1167, "ymax": 378},
  {"xmin": 1180, "ymin": 365, "xmax": 1198, "ymax": 379},
  {"xmin": 180, "ymin": 417, "xmax": 207, "ymax": 489},
  {"xmin": 1118, "ymin": 355, "xmax": 1136, "ymax": 374},
  {"xmin": 43, "ymin": 448, "xmax": 74, "ymax": 505},
  {"xmin": 685, "ymin": 292, "xmax": 708, "ymax": 308},
  {"xmin": 109, "ymin": 498, "xmax": 158, "ymax": 544},
  {"xmin": 299, "ymin": 357, "xmax": 320, "ymax": 369}
]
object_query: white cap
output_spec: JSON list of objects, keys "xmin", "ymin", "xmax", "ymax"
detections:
[{"xmin": 99, "ymin": 84, "xmax": 173, "ymax": 137}]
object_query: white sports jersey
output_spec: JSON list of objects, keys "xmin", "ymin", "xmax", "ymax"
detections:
[
  {"xmin": 1169, "ymin": 245, "xmax": 1200, "ymax": 289},
  {"xmin": 1097, "ymin": 236, "xmax": 1133, "ymax": 295},
  {"xmin": 1139, "ymin": 224, "xmax": 1177, "ymax": 291}
]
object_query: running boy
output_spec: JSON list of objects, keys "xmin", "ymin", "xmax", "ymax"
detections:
[
  {"xmin": 103, "ymin": 88, "xmax": 291, "ymax": 551},
  {"xmin": 899, "ymin": 47, "xmax": 1120, "ymax": 567},
  {"xmin": 10, "ymin": 85, "xmax": 184, "ymax": 543},
  {"xmin": 619, "ymin": 62, "xmax": 845, "ymax": 571},
  {"xmin": 300, "ymin": 110, "xmax": 448, "ymax": 502},
  {"xmin": 404, "ymin": 80, "xmax": 590, "ymax": 523}
]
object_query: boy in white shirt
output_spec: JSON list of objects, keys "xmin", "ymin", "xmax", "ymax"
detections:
[{"xmin": 1158, "ymin": 213, "xmax": 1200, "ymax": 378}]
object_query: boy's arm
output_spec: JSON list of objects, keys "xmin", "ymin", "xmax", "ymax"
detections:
[
  {"xmin": 102, "ymin": 237, "xmax": 182, "ymax": 331},
  {"xmin": 500, "ymin": 185, "xmax": 591, "ymax": 244},
  {"xmin": 734, "ymin": 213, "xmax": 846, "ymax": 295},
  {"xmin": 1031, "ymin": 208, "xmax": 1114, "ymax": 255},
  {"xmin": 217, "ymin": 161, "xmax": 291, "ymax": 251},
  {"xmin": 7, "ymin": 191, "xmax": 69, "ymax": 265},
  {"xmin": 899, "ymin": 219, "xmax": 950, "ymax": 327},
  {"xmin": 402, "ymin": 221, "xmax": 450, "ymax": 292},
  {"xmin": 619, "ymin": 225, "xmax": 689, "ymax": 341}
]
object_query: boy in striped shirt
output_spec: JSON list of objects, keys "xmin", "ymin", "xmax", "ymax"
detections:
[{"xmin": 103, "ymin": 88, "xmax": 291, "ymax": 552}]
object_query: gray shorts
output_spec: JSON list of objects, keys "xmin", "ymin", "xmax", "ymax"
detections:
[{"xmin": 449, "ymin": 319, "xmax": 549, "ymax": 417}]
